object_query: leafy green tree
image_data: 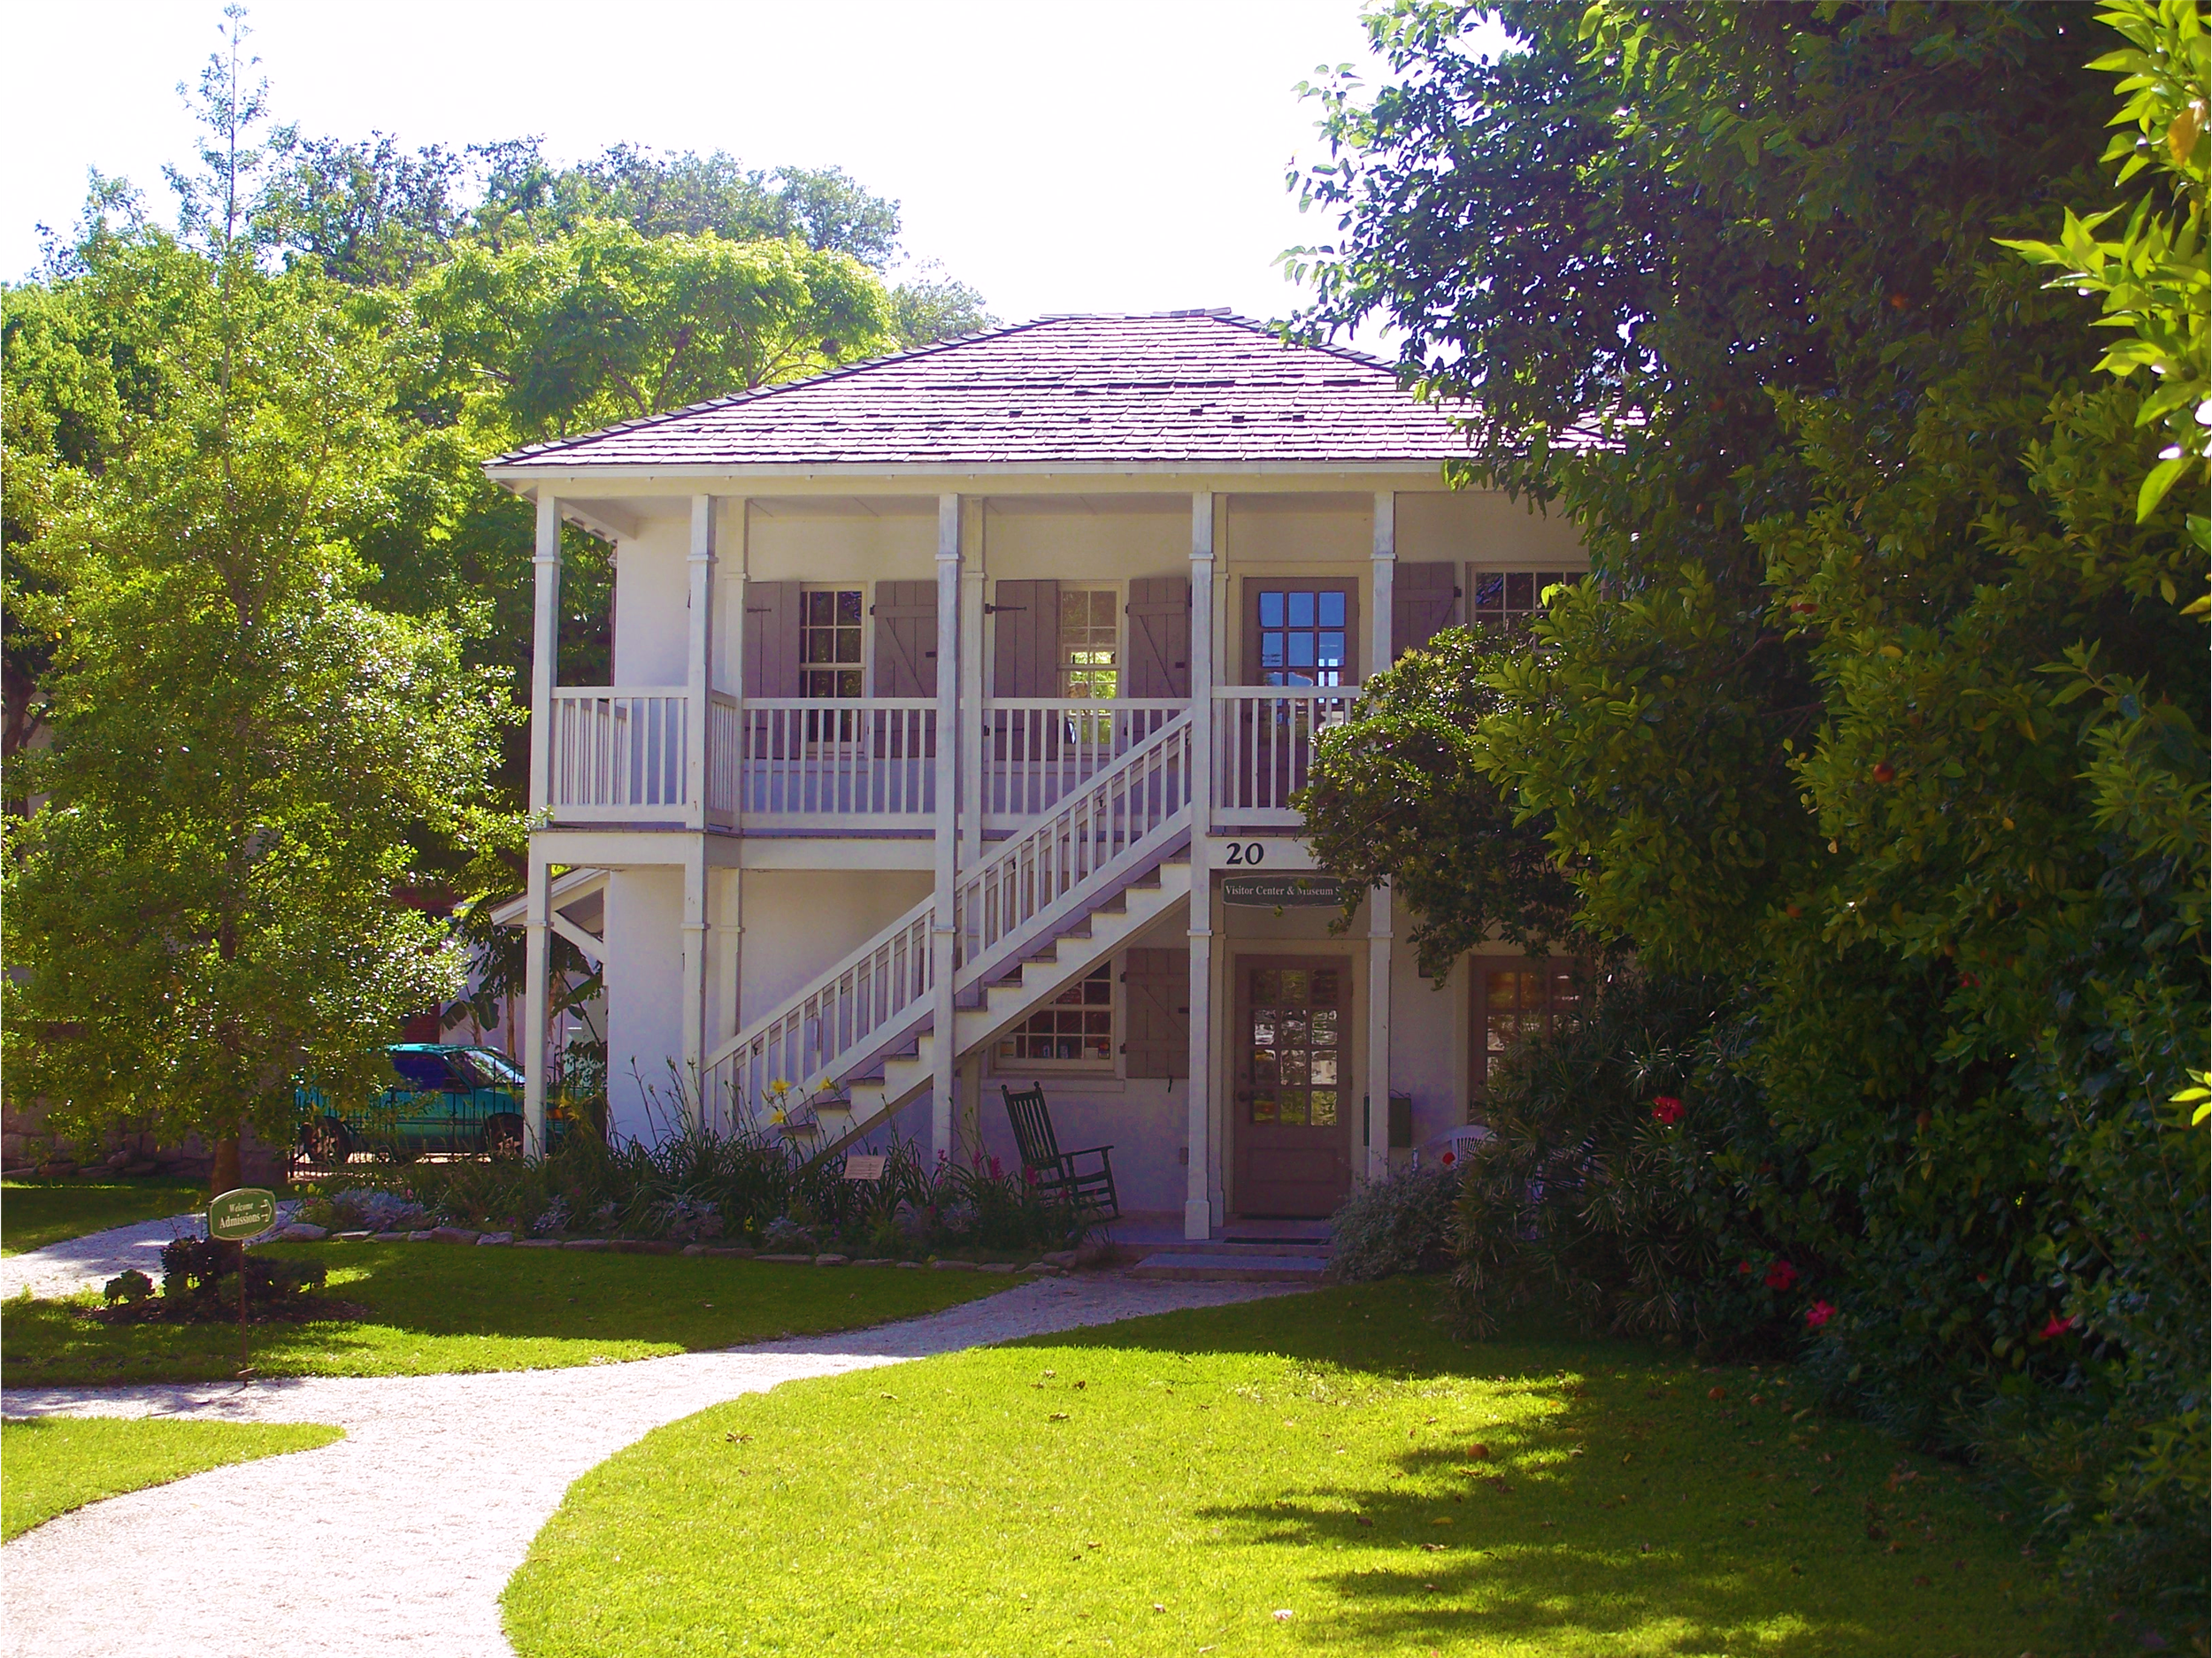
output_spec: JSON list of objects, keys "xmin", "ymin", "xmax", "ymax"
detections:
[
  {"xmin": 1292, "ymin": 0, "xmax": 2206, "ymax": 1608},
  {"xmin": 2, "ymin": 12, "xmax": 511, "ymax": 1192}
]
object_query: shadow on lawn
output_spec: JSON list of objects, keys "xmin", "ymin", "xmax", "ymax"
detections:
[{"xmin": 1020, "ymin": 1282, "xmax": 2061, "ymax": 1658}]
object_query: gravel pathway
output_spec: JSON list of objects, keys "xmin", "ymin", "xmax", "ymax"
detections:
[
  {"xmin": 2, "ymin": 1273, "xmax": 1305, "ymax": 1658},
  {"xmin": 0, "ymin": 1213, "xmax": 204, "ymax": 1303}
]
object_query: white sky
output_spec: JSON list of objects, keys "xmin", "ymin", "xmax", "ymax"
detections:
[{"xmin": 3, "ymin": 1, "xmax": 1506, "ymax": 347}]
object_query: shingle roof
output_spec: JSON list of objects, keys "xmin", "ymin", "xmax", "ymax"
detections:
[{"xmin": 488, "ymin": 311, "xmax": 1471, "ymax": 472}]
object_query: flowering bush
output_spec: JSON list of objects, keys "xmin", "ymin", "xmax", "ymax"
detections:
[{"xmin": 1327, "ymin": 1163, "xmax": 1462, "ymax": 1282}]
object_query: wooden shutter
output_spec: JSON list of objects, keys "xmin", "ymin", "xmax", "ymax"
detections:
[
  {"xmin": 1393, "ymin": 562, "xmax": 1459, "ymax": 661},
  {"xmin": 872, "ymin": 580, "xmax": 939, "ymax": 697},
  {"xmin": 743, "ymin": 581, "xmax": 803, "ymax": 697},
  {"xmin": 991, "ymin": 580, "xmax": 1060, "ymax": 697},
  {"xmin": 1122, "ymin": 948, "xmax": 1190, "ymax": 1079},
  {"xmin": 1125, "ymin": 576, "xmax": 1190, "ymax": 698}
]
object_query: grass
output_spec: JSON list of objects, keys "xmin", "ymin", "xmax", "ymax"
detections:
[
  {"xmin": 504, "ymin": 1279, "xmax": 2082, "ymax": 1658},
  {"xmin": 1, "ymin": 1416, "xmax": 344, "ymax": 1539},
  {"xmin": 0, "ymin": 1243, "xmax": 1012, "ymax": 1386},
  {"xmin": 1, "ymin": 1176, "xmax": 207, "ymax": 1256}
]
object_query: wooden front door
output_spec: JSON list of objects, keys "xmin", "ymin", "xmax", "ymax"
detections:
[{"xmin": 1233, "ymin": 956, "xmax": 1353, "ymax": 1217}]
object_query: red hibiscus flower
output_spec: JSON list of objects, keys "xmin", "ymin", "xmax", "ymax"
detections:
[
  {"xmin": 1652, "ymin": 1096, "xmax": 1685, "ymax": 1125},
  {"xmin": 1440, "ymin": 1149, "xmax": 1457, "ymax": 1167},
  {"xmin": 1737, "ymin": 1260, "xmax": 1755, "ymax": 1276},
  {"xmin": 1764, "ymin": 1261, "xmax": 1799, "ymax": 1291},
  {"xmin": 1804, "ymin": 1301, "xmax": 1836, "ymax": 1330},
  {"xmin": 2040, "ymin": 1314, "xmax": 2077, "ymax": 1339}
]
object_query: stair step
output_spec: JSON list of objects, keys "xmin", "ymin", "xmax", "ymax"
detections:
[
  {"xmin": 1127, "ymin": 1251, "xmax": 1328, "ymax": 1283},
  {"xmin": 1129, "ymin": 1240, "xmax": 1330, "ymax": 1259}
]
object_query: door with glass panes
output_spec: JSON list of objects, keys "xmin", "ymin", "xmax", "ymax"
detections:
[{"xmin": 1233, "ymin": 957, "xmax": 1354, "ymax": 1217}]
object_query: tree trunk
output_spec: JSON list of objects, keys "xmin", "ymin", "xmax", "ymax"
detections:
[{"xmin": 209, "ymin": 1130, "xmax": 242, "ymax": 1200}]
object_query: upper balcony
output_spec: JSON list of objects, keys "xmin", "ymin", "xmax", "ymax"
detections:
[{"xmin": 541, "ymin": 683, "xmax": 1358, "ymax": 834}]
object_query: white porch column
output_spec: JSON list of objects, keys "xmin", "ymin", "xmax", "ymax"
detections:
[
  {"xmin": 1364, "ymin": 492, "xmax": 1395, "ymax": 1182},
  {"xmin": 1185, "ymin": 490, "xmax": 1217, "ymax": 1240},
  {"xmin": 522, "ymin": 841, "xmax": 552, "ymax": 1154},
  {"xmin": 960, "ymin": 523, "xmax": 987, "ymax": 866},
  {"xmin": 680, "ymin": 839, "xmax": 709, "ymax": 1129},
  {"xmin": 931, "ymin": 495, "xmax": 963, "ymax": 1160},
  {"xmin": 523, "ymin": 494, "xmax": 563, "ymax": 1148},
  {"xmin": 684, "ymin": 495, "xmax": 717, "ymax": 830},
  {"xmin": 527, "ymin": 493, "xmax": 563, "ymax": 817}
]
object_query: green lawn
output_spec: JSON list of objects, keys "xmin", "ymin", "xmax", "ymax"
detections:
[
  {"xmin": 1, "ymin": 1244, "xmax": 1011, "ymax": 1386},
  {"xmin": 505, "ymin": 1279, "xmax": 2078, "ymax": 1658},
  {"xmin": 1, "ymin": 1176, "xmax": 206, "ymax": 1256},
  {"xmin": 1, "ymin": 1416, "xmax": 344, "ymax": 1539}
]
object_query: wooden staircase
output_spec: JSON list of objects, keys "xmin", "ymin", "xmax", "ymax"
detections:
[{"xmin": 700, "ymin": 713, "xmax": 1194, "ymax": 1156}]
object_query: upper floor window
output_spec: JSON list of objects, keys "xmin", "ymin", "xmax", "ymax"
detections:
[
  {"xmin": 1059, "ymin": 588, "xmax": 1118, "ymax": 700},
  {"xmin": 1471, "ymin": 571, "xmax": 1571, "ymax": 637},
  {"xmin": 800, "ymin": 588, "xmax": 864, "ymax": 697},
  {"xmin": 1256, "ymin": 587, "xmax": 1348, "ymax": 686}
]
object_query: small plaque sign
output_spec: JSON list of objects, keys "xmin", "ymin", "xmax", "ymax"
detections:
[
  {"xmin": 208, "ymin": 1187, "xmax": 277, "ymax": 1242},
  {"xmin": 1221, "ymin": 874, "xmax": 1348, "ymax": 909},
  {"xmin": 841, "ymin": 1155, "xmax": 887, "ymax": 1182}
]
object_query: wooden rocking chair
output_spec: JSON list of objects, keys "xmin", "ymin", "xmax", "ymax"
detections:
[{"xmin": 1001, "ymin": 1083, "xmax": 1121, "ymax": 1226}]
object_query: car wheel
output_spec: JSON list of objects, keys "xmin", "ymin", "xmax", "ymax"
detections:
[
  {"xmin": 301, "ymin": 1117, "xmax": 350, "ymax": 1166},
  {"xmin": 481, "ymin": 1112, "xmax": 526, "ymax": 1159}
]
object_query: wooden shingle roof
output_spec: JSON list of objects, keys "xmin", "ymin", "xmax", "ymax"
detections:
[{"xmin": 489, "ymin": 311, "xmax": 1471, "ymax": 472}]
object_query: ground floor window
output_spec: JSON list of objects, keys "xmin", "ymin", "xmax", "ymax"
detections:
[
  {"xmin": 1469, "ymin": 570, "xmax": 1574, "ymax": 636},
  {"xmin": 996, "ymin": 963, "xmax": 1114, "ymax": 1069},
  {"xmin": 1473, "ymin": 962, "xmax": 1582, "ymax": 1106}
]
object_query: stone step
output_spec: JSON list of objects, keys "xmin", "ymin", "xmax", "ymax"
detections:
[
  {"xmin": 1127, "ymin": 1250, "xmax": 1328, "ymax": 1283},
  {"xmin": 1123, "ymin": 1239, "xmax": 1331, "ymax": 1259}
]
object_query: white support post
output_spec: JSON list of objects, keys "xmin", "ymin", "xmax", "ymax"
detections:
[
  {"xmin": 1365, "ymin": 492, "xmax": 1395, "ymax": 1182},
  {"xmin": 1185, "ymin": 490, "xmax": 1217, "ymax": 1240},
  {"xmin": 931, "ymin": 495, "xmax": 962, "ymax": 1161},
  {"xmin": 684, "ymin": 494, "xmax": 716, "ymax": 830},
  {"xmin": 527, "ymin": 493, "xmax": 563, "ymax": 817},
  {"xmin": 522, "ymin": 842, "xmax": 552, "ymax": 1155},
  {"xmin": 960, "ymin": 526, "xmax": 987, "ymax": 867},
  {"xmin": 523, "ymin": 493, "xmax": 562, "ymax": 1150},
  {"xmin": 680, "ymin": 842, "xmax": 709, "ymax": 1133}
]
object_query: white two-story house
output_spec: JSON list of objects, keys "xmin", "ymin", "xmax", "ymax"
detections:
[{"xmin": 488, "ymin": 311, "xmax": 1586, "ymax": 1240}]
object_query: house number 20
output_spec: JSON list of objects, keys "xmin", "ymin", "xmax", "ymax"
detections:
[{"xmin": 1224, "ymin": 842, "xmax": 1266, "ymax": 865}]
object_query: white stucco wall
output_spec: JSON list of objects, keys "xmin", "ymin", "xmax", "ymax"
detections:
[
  {"xmin": 610, "ymin": 517, "xmax": 691, "ymax": 687},
  {"xmin": 734, "ymin": 869, "xmax": 932, "ymax": 1028},
  {"xmin": 603, "ymin": 864, "xmax": 685, "ymax": 1143}
]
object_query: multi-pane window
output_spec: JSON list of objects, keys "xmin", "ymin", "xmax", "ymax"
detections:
[
  {"xmin": 1059, "ymin": 588, "xmax": 1118, "ymax": 699},
  {"xmin": 1247, "ymin": 965, "xmax": 1342, "ymax": 1126},
  {"xmin": 997, "ymin": 963, "xmax": 1113, "ymax": 1067},
  {"xmin": 799, "ymin": 589, "xmax": 864, "ymax": 697},
  {"xmin": 1256, "ymin": 588, "xmax": 1348, "ymax": 686},
  {"xmin": 1475, "ymin": 963, "xmax": 1582, "ymax": 1098},
  {"xmin": 1469, "ymin": 572, "xmax": 1571, "ymax": 636}
]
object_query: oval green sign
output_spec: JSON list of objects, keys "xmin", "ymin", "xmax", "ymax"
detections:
[{"xmin": 208, "ymin": 1187, "xmax": 277, "ymax": 1242}]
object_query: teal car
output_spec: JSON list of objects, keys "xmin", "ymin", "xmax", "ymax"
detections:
[{"xmin": 296, "ymin": 1044, "xmax": 529, "ymax": 1163}]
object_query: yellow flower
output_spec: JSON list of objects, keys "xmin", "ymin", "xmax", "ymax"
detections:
[
  {"xmin": 770, "ymin": 1109, "xmax": 787, "ymax": 1125},
  {"xmin": 770, "ymin": 1078, "xmax": 791, "ymax": 1095}
]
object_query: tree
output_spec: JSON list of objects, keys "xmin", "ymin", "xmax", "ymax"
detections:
[
  {"xmin": 1291, "ymin": 0, "xmax": 2206, "ymax": 1608},
  {"xmin": 2, "ymin": 12, "xmax": 511, "ymax": 1192}
]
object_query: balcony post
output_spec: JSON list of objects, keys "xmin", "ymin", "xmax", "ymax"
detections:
[
  {"xmin": 684, "ymin": 494, "xmax": 717, "ymax": 831},
  {"xmin": 1365, "ymin": 491, "xmax": 1395, "ymax": 1183},
  {"xmin": 931, "ymin": 494, "xmax": 962, "ymax": 1160},
  {"xmin": 681, "ymin": 838, "xmax": 708, "ymax": 1127},
  {"xmin": 522, "ymin": 841, "xmax": 551, "ymax": 1154},
  {"xmin": 528, "ymin": 492, "xmax": 563, "ymax": 817},
  {"xmin": 1184, "ymin": 490, "xmax": 1216, "ymax": 1240}
]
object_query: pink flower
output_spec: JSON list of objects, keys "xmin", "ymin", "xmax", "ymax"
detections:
[
  {"xmin": 1023, "ymin": 1166, "xmax": 1040, "ymax": 1186},
  {"xmin": 2040, "ymin": 1314, "xmax": 2077, "ymax": 1339},
  {"xmin": 1804, "ymin": 1301, "xmax": 1836, "ymax": 1330},
  {"xmin": 988, "ymin": 1155, "xmax": 1003, "ymax": 1180},
  {"xmin": 1764, "ymin": 1260, "xmax": 1800, "ymax": 1292},
  {"xmin": 1651, "ymin": 1096, "xmax": 1685, "ymax": 1125}
]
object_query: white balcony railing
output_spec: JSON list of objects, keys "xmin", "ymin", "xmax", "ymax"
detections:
[
  {"xmin": 1212, "ymin": 684, "xmax": 1361, "ymax": 826},
  {"xmin": 982, "ymin": 698, "xmax": 1184, "ymax": 826},
  {"xmin": 729, "ymin": 698, "xmax": 937, "ymax": 828},
  {"xmin": 547, "ymin": 687, "xmax": 691, "ymax": 821},
  {"xmin": 547, "ymin": 685, "xmax": 1360, "ymax": 833}
]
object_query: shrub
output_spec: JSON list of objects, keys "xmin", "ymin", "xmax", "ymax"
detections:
[
  {"xmin": 1450, "ymin": 968, "xmax": 1808, "ymax": 1352},
  {"xmin": 1327, "ymin": 1163, "xmax": 1460, "ymax": 1281}
]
